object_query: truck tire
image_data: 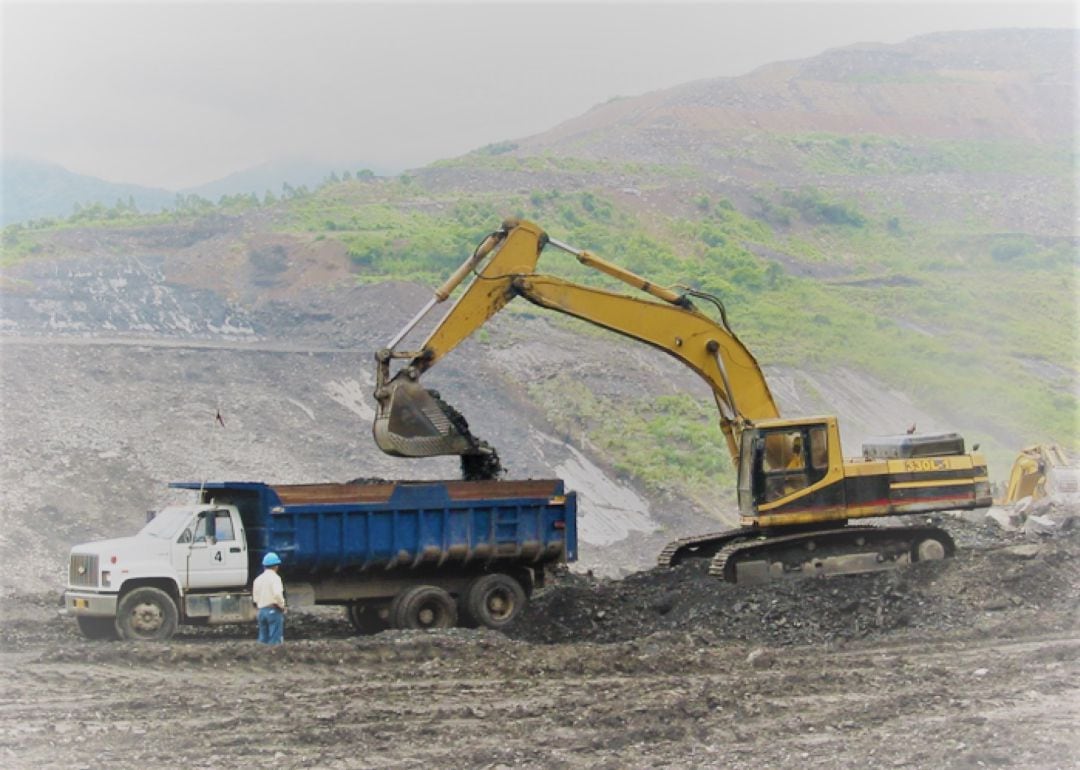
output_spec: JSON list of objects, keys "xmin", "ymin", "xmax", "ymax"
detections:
[
  {"xmin": 346, "ymin": 603, "xmax": 388, "ymax": 635},
  {"xmin": 115, "ymin": 587, "xmax": 178, "ymax": 641},
  {"xmin": 464, "ymin": 573, "xmax": 526, "ymax": 630},
  {"xmin": 76, "ymin": 615, "xmax": 118, "ymax": 640},
  {"xmin": 391, "ymin": 585, "xmax": 457, "ymax": 630}
]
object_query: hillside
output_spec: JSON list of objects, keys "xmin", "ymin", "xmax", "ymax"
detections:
[{"xmin": 0, "ymin": 28, "xmax": 1076, "ymax": 590}]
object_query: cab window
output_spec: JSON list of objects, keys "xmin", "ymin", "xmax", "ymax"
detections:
[
  {"xmin": 757, "ymin": 426, "xmax": 829, "ymax": 503},
  {"xmin": 189, "ymin": 510, "xmax": 234, "ymax": 543},
  {"xmin": 809, "ymin": 426, "xmax": 828, "ymax": 470},
  {"xmin": 214, "ymin": 511, "xmax": 235, "ymax": 542},
  {"xmin": 758, "ymin": 429, "xmax": 806, "ymax": 502},
  {"xmin": 192, "ymin": 514, "xmax": 211, "ymax": 542}
]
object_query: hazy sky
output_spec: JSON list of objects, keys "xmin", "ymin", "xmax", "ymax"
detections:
[{"xmin": 2, "ymin": 1, "xmax": 1076, "ymax": 190}]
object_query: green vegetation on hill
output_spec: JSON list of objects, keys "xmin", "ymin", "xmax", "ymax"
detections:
[{"xmin": 527, "ymin": 376, "xmax": 735, "ymax": 503}]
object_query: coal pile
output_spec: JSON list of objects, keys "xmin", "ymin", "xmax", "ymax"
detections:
[{"xmin": 505, "ymin": 517, "xmax": 1080, "ymax": 646}]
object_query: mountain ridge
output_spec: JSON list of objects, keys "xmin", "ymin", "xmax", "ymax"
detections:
[
  {"xmin": 1, "ymin": 156, "xmax": 175, "ymax": 226},
  {"xmin": 1, "ymin": 155, "xmax": 396, "ymax": 226},
  {"xmin": 510, "ymin": 28, "xmax": 1075, "ymax": 159}
]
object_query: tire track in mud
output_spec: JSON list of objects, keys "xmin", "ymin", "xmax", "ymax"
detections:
[{"xmin": 2, "ymin": 631, "xmax": 1077, "ymax": 769}]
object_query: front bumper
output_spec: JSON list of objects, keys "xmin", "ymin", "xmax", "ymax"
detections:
[{"xmin": 63, "ymin": 590, "xmax": 119, "ymax": 617}]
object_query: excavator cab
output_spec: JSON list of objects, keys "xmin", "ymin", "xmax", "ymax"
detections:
[{"xmin": 738, "ymin": 418, "xmax": 839, "ymax": 522}]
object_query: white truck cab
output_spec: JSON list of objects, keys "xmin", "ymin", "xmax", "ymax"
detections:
[
  {"xmin": 64, "ymin": 478, "xmax": 574, "ymax": 641},
  {"xmin": 64, "ymin": 504, "xmax": 254, "ymax": 640}
]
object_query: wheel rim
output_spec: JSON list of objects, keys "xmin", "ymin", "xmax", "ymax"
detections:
[
  {"xmin": 417, "ymin": 606, "xmax": 436, "ymax": 626},
  {"xmin": 129, "ymin": 601, "xmax": 164, "ymax": 634},
  {"xmin": 486, "ymin": 589, "xmax": 514, "ymax": 620}
]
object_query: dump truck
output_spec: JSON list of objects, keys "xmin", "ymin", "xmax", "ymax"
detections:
[
  {"xmin": 372, "ymin": 219, "xmax": 992, "ymax": 584},
  {"xmin": 64, "ymin": 478, "xmax": 577, "ymax": 641}
]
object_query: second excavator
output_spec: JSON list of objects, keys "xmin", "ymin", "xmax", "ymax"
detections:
[
  {"xmin": 372, "ymin": 219, "xmax": 992, "ymax": 584},
  {"xmin": 998, "ymin": 444, "xmax": 1079, "ymax": 504}
]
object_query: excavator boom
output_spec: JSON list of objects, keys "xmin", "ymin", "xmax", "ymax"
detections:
[{"xmin": 374, "ymin": 219, "xmax": 778, "ymax": 463}]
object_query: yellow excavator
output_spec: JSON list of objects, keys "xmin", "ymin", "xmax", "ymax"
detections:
[
  {"xmin": 998, "ymin": 444, "xmax": 1079, "ymax": 504},
  {"xmin": 372, "ymin": 219, "xmax": 992, "ymax": 584}
]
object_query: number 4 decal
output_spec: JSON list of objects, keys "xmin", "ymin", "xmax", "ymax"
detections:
[{"xmin": 214, "ymin": 551, "xmax": 223, "ymax": 562}]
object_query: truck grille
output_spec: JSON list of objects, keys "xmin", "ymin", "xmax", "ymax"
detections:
[{"xmin": 69, "ymin": 554, "xmax": 99, "ymax": 587}]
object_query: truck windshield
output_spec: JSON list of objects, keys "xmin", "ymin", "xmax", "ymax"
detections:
[{"xmin": 139, "ymin": 507, "xmax": 195, "ymax": 539}]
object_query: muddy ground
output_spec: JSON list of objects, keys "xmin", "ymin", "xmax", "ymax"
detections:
[{"xmin": 1, "ymin": 514, "xmax": 1077, "ymax": 770}]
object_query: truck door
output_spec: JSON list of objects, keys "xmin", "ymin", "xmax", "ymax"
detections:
[{"xmin": 174, "ymin": 509, "xmax": 248, "ymax": 588}]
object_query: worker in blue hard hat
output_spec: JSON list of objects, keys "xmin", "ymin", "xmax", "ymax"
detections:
[{"xmin": 252, "ymin": 551, "xmax": 286, "ymax": 645}]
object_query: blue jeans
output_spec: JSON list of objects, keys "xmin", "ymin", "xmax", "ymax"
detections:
[{"xmin": 257, "ymin": 607, "xmax": 284, "ymax": 645}]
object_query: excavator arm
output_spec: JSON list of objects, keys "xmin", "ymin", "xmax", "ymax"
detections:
[{"xmin": 373, "ymin": 219, "xmax": 779, "ymax": 464}]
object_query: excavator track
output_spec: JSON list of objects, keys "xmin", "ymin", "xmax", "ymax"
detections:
[
  {"xmin": 707, "ymin": 525, "xmax": 956, "ymax": 585},
  {"xmin": 658, "ymin": 528, "xmax": 757, "ymax": 567}
]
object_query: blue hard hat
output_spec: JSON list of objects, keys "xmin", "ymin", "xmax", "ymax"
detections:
[{"xmin": 262, "ymin": 552, "xmax": 282, "ymax": 567}]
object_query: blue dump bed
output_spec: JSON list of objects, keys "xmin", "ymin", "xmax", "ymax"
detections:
[{"xmin": 173, "ymin": 479, "xmax": 577, "ymax": 575}]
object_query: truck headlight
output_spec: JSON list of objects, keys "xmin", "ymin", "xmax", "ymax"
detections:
[{"xmin": 101, "ymin": 571, "xmax": 111, "ymax": 587}]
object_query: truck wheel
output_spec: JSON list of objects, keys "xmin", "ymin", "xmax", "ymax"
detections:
[
  {"xmin": 76, "ymin": 616, "xmax": 118, "ymax": 640},
  {"xmin": 392, "ymin": 585, "xmax": 457, "ymax": 630},
  {"xmin": 346, "ymin": 603, "xmax": 388, "ymax": 635},
  {"xmin": 116, "ymin": 587, "xmax": 178, "ymax": 641},
  {"xmin": 465, "ymin": 574, "xmax": 526, "ymax": 630}
]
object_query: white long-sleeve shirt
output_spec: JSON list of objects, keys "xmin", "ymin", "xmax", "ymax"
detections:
[{"xmin": 252, "ymin": 568, "xmax": 285, "ymax": 610}]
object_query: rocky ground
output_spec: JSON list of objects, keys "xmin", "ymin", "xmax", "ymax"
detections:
[{"xmin": 1, "ymin": 509, "xmax": 1077, "ymax": 769}]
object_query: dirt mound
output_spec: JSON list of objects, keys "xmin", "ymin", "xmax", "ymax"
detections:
[{"xmin": 505, "ymin": 518, "xmax": 1080, "ymax": 646}]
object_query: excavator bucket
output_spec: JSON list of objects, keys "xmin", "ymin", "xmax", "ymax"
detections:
[{"xmin": 372, "ymin": 378, "xmax": 478, "ymax": 457}]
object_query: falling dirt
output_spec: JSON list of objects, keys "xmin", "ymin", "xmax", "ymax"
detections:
[{"xmin": 1, "ymin": 512, "xmax": 1078, "ymax": 769}]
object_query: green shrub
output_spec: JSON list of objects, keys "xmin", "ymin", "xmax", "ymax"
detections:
[
  {"xmin": 989, "ymin": 235, "xmax": 1035, "ymax": 263},
  {"xmin": 780, "ymin": 188, "xmax": 866, "ymax": 227}
]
